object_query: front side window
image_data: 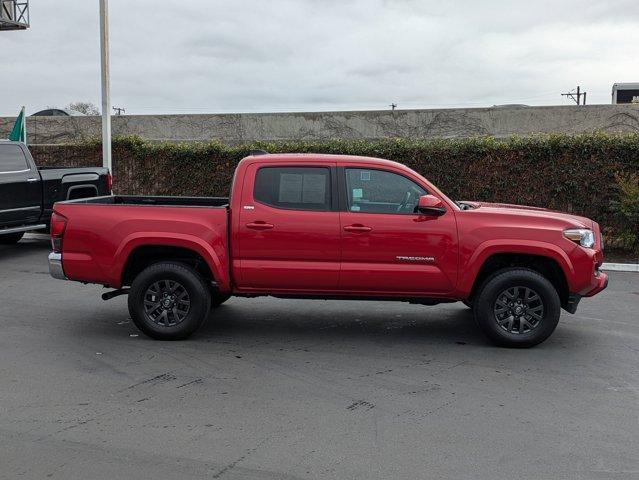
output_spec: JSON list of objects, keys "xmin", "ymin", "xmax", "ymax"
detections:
[
  {"xmin": 0, "ymin": 145, "xmax": 29, "ymax": 173},
  {"xmin": 254, "ymin": 167, "xmax": 331, "ymax": 211},
  {"xmin": 345, "ymin": 168, "xmax": 426, "ymax": 214}
]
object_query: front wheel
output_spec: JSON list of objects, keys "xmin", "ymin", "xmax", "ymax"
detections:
[
  {"xmin": 474, "ymin": 268, "xmax": 560, "ymax": 348},
  {"xmin": 128, "ymin": 262, "xmax": 211, "ymax": 340},
  {"xmin": 0, "ymin": 232, "xmax": 25, "ymax": 245}
]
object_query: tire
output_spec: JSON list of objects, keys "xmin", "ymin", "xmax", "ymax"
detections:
[
  {"xmin": 0, "ymin": 232, "xmax": 25, "ymax": 245},
  {"xmin": 211, "ymin": 293, "xmax": 231, "ymax": 308},
  {"xmin": 128, "ymin": 262, "xmax": 211, "ymax": 340},
  {"xmin": 473, "ymin": 268, "xmax": 561, "ymax": 348}
]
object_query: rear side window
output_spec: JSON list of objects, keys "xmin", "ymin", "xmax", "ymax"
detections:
[
  {"xmin": 254, "ymin": 167, "xmax": 331, "ymax": 211},
  {"xmin": 0, "ymin": 145, "xmax": 29, "ymax": 173}
]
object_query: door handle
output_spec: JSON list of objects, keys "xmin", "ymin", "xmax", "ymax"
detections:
[
  {"xmin": 246, "ymin": 221, "xmax": 274, "ymax": 230},
  {"xmin": 26, "ymin": 177, "xmax": 39, "ymax": 183},
  {"xmin": 344, "ymin": 224, "xmax": 372, "ymax": 233}
]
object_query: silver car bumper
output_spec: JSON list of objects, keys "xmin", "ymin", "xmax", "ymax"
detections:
[{"xmin": 48, "ymin": 252, "xmax": 67, "ymax": 280}]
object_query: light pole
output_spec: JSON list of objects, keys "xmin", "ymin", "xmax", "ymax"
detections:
[{"xmin": 99, "ymin": 0, "xmax": 112, "ymax": 175}]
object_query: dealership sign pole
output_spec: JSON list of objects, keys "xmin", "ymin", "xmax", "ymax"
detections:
[{"xmin": 99, "ymin": 0, "xmax": 112, "ymax": 176}]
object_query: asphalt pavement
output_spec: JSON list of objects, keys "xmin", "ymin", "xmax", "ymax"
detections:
[{"xmin": 1, "ymin": 234, "xmax": 638, "ymax": 480}]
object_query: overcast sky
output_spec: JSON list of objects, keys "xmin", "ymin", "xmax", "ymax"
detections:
[{"xmin": 1, "ymin": 0, "xmax": 639, "ymax": 116}]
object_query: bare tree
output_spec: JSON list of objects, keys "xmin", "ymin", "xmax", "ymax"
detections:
[{"xmin": 67, "ymin": 102, "xmax": 100, "ymax": 115}]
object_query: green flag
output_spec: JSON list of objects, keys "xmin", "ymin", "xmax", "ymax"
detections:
[{"xmin": 9, "ymin": 106, "xmax": 26, "ymax": 144}]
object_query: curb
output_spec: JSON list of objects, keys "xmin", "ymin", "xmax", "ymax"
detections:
[{"xmin": 602, "ymin": 263, "xmax": 639, "ymax": 272}]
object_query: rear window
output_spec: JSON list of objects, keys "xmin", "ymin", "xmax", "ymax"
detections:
[
  {"xmin": 0, "ymin": 145, "xmax": 29, "ymax": 173},
  {"xmin": 254, "ymin": 167, "xmax": 331, "ymax": 211}
]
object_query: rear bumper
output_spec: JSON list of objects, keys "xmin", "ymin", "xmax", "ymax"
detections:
[{"xmin": 48, "ymin": 252, "xmax": 67, "ymax": 280}]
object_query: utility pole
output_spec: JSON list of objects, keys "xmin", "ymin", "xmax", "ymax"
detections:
[
  {"xmin": 99, "ymin": 0, "xmax": 112, "ymax": 176},
  {"xmin": 113, "ymin": 106, "xmax": 125, "ymax": 116},
  {"xmin": 561, "ymin": 86, "xmax": 587, "ymax": 105},
  {"xmin": 390, "ymin": 103, "xmax": 397, "ymax": 111}
]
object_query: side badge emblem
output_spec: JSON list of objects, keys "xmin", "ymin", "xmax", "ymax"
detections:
[{"xmin": 396, "ymin": 256, "xmax": 435, "ymax": 263}]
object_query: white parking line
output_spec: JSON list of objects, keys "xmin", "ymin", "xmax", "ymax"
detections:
[{"xmin": 602, "ymin": 263, "xmax": 639, "ymax": 272}]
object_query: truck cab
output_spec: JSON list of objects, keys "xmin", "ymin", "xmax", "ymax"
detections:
[
  {"xmin": 0, "ymin": 140, "xmax": 111, "ymax": 244},
  {"xmin": 0, "ymin": 141, "xmax": 42, "ymax": 228}
]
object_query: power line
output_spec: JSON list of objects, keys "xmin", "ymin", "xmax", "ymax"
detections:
[{"xmin": 561, "ymin": 86, "xmax": 587, "ymax": 105}]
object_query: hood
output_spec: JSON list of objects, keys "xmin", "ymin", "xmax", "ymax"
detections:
[{"xmin": 461, "ymin": 201, "xmax": 593, "ymax": 228}]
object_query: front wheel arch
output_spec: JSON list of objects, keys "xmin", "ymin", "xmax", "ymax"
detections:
[{"xmin": 467, "ymin": 252, "xmax": 569, "ymax": 309}]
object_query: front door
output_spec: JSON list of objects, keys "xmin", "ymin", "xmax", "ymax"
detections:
[
  {"xmin": 236, "ymin": 163, "xmax": 341, "ymax": 291},
  {"xmin": 0, "ymin": 143, "xmax": 41, "ymax": 228},
  {"xmin": 338, "ymin": 166, "xmax": 457, "ymax": 295}
]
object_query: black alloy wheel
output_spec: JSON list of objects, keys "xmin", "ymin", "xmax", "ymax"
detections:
[
  {"xmin": 493, "ymin": 286, "xmax": 544, "ymax": 335},
  {"xmin": 473, "ymin": 268, "xmax": 561, "ymax": 348},
  {"xmin": 128, "ymin": 262, "xmax": 211, "ymax": 340},
  {"xmin": 143, "ymin": 280, "xmax": 191, "ymax": 327}
]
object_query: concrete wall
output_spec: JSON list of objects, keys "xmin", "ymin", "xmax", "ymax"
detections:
[{"xmin": 2, "ymin": 104, "xmax": 639, "ymax": 145}]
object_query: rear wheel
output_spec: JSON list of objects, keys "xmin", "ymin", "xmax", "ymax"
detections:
[
  {"xmin": 474, "ymin": 268, "xmax": 560, "ymax": 348},
  {"xmin": 128, "ymin": 262, "xmax": 211, "ymax": 340},
  {"xmin": 0, "ymin": 232, "xmax": 24, "ymax": 245}
]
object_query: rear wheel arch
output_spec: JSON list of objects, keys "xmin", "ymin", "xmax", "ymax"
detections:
[{"xmin": 122, "ymin": 245, "xmax": 216, "ymax": 287}]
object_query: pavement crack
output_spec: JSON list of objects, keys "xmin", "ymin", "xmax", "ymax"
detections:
[
  {"xmin": 119, "ymin": 372, "xmax": 177, "ymax": 392},
  {"xmin": 175, "ymin": 378, "xmax": 203, "ymax": 389},
  {"xmin": 347, "ymin": 400, "xmax": 375, "ymax": 411}
]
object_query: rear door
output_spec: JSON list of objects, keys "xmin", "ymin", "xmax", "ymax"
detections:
[
  {"xmin": 236, "ymin": 162, "xmax": 341, "ymax": 291},
  {"xmin": 0, "ymin": 143, "xmax": 41, "ymax": 227},
  {"xmin": 338, "ymin": 165, "xmax": 458, "ymax": 295}
]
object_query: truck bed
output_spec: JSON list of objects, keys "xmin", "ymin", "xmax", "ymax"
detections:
[
  {"xmin": 63, "ymin": 195, "xmax": 229, "ymax": 208},
  {"xmin": 52, "ymin": 194, "xmax": 231, "ymax": 288}
]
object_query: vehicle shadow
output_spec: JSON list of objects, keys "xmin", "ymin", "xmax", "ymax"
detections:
[
  {"xmin": 78, "ymin": 297, "xmax": 593, "ymax": 353},
  {"xmin": 0, "ymin": 235, "xmax": 51, "ymax": 261},
  {"xmin": 194, "ymin": 300, "xmax": 488, "ymax": 348}
]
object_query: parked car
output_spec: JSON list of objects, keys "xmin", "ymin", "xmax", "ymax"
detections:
[
  {"xmin": 0, "ymin": 140, "xmax": 111, "ymax": 244},
  {"xmin": 31, "ymin": 109, "xmax": 85, "ymax": 117},
  {"xmin": 48, "ymin": 153, "xmax": 607, "ymax": 347}
]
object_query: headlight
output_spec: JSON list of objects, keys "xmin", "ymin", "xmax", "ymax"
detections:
[{"xmin": 564, "ymin": 228, "xmax": 595, "ymax": 248}]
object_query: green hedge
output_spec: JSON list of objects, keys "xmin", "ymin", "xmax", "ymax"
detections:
[{"xmin": 29, "ymin": 133, "xmax": 639, "ymax": 251}]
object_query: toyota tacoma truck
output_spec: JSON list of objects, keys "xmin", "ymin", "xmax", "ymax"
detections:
[
  {"xmin": 0, "ymin": 140, "xmax": 111, "ymax": 244},
  {"xmin": 48, "ymin": 153, "xmax": 607, "ymax": 347}
]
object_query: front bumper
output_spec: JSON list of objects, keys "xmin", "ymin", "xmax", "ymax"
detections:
[
  {"xmin": 48, "ymin": 252, "xmax": 67, "ymax": 280},
  {"xmin": 585, "ymin": 270, "xmax": 608, "ymax": 297},
  {"xmin": 564, "ymin": 264, "xmax": 608, "ymax": 314}
]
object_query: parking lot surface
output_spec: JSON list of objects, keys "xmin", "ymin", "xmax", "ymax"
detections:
[{"xmin": 1, "ymin": 235, "xmax": 638, "ymax": 480}]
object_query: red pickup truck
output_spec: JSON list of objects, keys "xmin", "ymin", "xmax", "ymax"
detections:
[{"xmin": 48, "ymin": 153, "xmax": 607, "ymax": 347}]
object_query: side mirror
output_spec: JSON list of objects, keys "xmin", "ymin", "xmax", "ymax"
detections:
[{"xmin": 417, "ymin": 195, "xmax": 446, "ymax": 216}]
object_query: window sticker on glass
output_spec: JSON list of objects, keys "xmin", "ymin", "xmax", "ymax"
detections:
[
  {"xmin": 360, "ymin": 171, "xmax": 371, "ymax": 181},
  {"xmin": 302, "ymin": 174, "xmax": 326, "ymax": 203},
  {"xmin": 352, "ymin": 188, "xmax": 363, "ymax": 199},
  {"xmin": 278, "ymin": 174, "xmax": 303, "ymax": 203}
]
